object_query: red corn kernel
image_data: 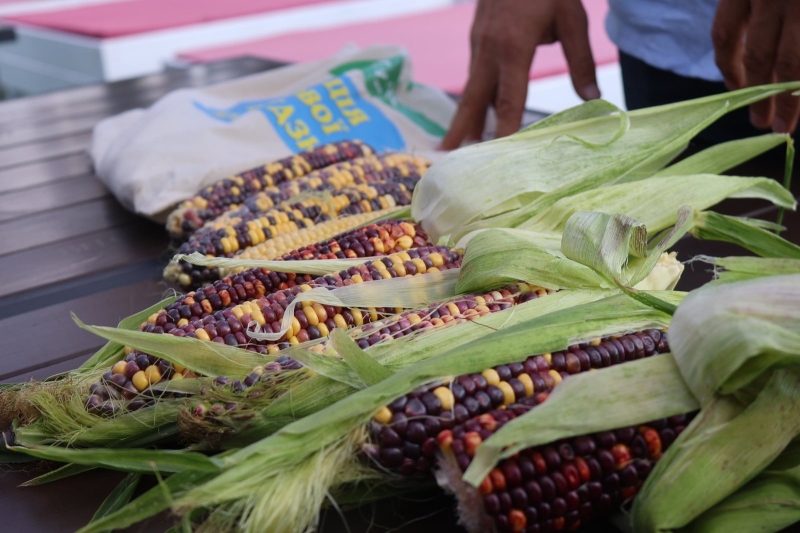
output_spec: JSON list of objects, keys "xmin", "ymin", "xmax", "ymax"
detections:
[
  {"xmin": 436, "ymin": 430, "xmax": 453, "ymax": 452},
  {"xmin": 562, "ymin": 463, "xmax": 581, "ymax": 490},
  {"xmin": 509, "ymin": 509, "xmax": 527, "ymax": 533},
  {"xmin": 611, "ymin": 443, "xmax": 633, "ymax": 470},
  {"xmin": 531, "ymin": 451, "xmax": 548, "ymax": 474},
  {"xmin": 490, "ymin": 468, "xmax": 507, "ymax": 492},
  {"xmin": 479, "ymin": 475, "xmax": 494, "ymax": 495},
  {"xmin": 464, "ymin": 432, "xmax": 483, "ymax": 457},
  {"xmin": 574, "ymin": 457, "xmax": 591, "ymax": 483},
  {"xmin": 553, "ymin": 516, "xmax": 566, "ymax": 531},
  {"xmin": 477, "ymin": 413, "xmax": 498, "ymax": 431},
  {"xmin": 640, "ymin": 426, "xmax": 663, "ymax": 458},
  {"xmin": 620, "ymin": 485, "xmax": 638, "ymax": 501}
]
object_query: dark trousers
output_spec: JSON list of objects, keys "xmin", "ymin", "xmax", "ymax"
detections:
[{"xmin": 618, "ymin": 51, "xmax": 782, "ymax": 146}]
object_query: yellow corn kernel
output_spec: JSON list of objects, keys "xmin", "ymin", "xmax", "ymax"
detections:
[
  {"xmin": 173, "ymin": 372, "xmax": 184, "ymax": 380},
  {"xmin": 407, "ymin": 313, "xmax": 422, "ymax": 326},
  {"xmin": 144, "ymin": 365, "xmax": 162, "ymax": 385},
  {"xmin": 497, "ymin": 381, "xmax": 515, "ymax": 405},
  {"xmin": 132, "ymin": 371, "xmax": 149, "ymax": 391},
  {"xmin": 289, "ymin": 336, "xmax": 300, "ymax": 345},
  {"xmin": 393, "ymin": 262, "xmax": 407, "ymax": 277},
  {"xmin": 427, "ymin": 267, "xmax": 440, "ymax": 273},
  {"xmin": 299, "ymin": 284, "xmax": 313, "ymax": 292},
  {"xmin": 388, "ymin": 253, "xmax": 402, "ymax": 265},
  {"xmin": 428, "ymin": 253, "xmax": 444, "ymax": 267},
  {"xmin": 549, "ymin": 369, "xmax": 563, "ymax": 385},
  {"xmin": 177, "ymin": 318, "xmax": 189, "ymax": 327},
  {"xmin": 368, "ymin": 307, "xmax": 378, "ymax": 322},
  {"xmin": 517, "ymin": 373, "xmax": 534, "ymax": 397},
  {"xmin": 589, "ymin": 338, "xmax": 602, "ymax": 346},
  {"xmin": 112, "ymin": 361, "xmax": 127, "ymax": 375},
  {"xmin": 252, "ymin": 365, "xmax": 265, "ymax": 376},
  {"xmin": 317, "ymin": 322, "xmax": 330, "ymax": 337},
  {"xmin": 474, "ymin": 296, "xmax": 486, "ymax": 306},
  {"xmin": 373, "ymin": 239, "xmax": 385, "ymax": 254},
  {"xmin": 267, "ymin": 345, "xmax": 281, "ymax": 355},
  {"xmin": 252, "ymin": 307, "xmax": 267, "ymax": 328},
  {"xmin": 433, "ymin": 386, "xmax": 455, "ymax": 410},
  {"xmin": 352, "ymin": 308, "xmax": 364, "ymax": 326},
  {"xmin": 333, "ymin": 314, "xmax": 347, "ymax": 329},
  {"xmin": 351, "ymin": 274, "xmax": 364, "ymax": 284},
  {"xmin": 397, "ymin": 251, "xmax": 411, "ymax": 262},
  {"xmin": 291, "ymin": 317, "xmax": 301, "ymax": 337},
  {"xmin": 174, "ymin": 363, "xmax": 186, "ymax": 373},
  {"xmin": 372, "ymin": 259, "xmax": 387, "ymax": 271},
  {"xmin": 312, "ymin": 303, "xmax": 328, "ymax": 323},
  {"xmin": 411, "ymin": 258, "xmax": 426, "ymax": 274},
  {"xmin": 303, "ymin": 306, "xmax": 320, "ymax": 326},
  {"xmin": 147, "ymin": 313, "xmax": 158, "ymax": 324},
  {"xmin": 374, "ymin": 406, "xmax": 392, "ymax": 424},
  {"xmin": 482, "ymin": 368, "xmax": 501, "ymax": 386},
  {"xmin": 195, "ymin": 328, "xmax": 211, "ymax": 342},
  {"xmin": 221, "ymin": 237, "xmax": 232, "ymax": 254},
  {"xmin": 430, "ymin": 317, "xmax": 444, "ymax": 327},
  {"xmin": 543, "ymin": 353, "xmax": 553, "ymax": 365},
  {"xmin": 124, "ymin": 346, "xmax": 133, "ymax": 355},
  {"xmin": 446, "ymin": 303, "xmax": 460, "ymax": 316},
  {"xmin": 396, "ymin": 235, "xmax": 413, "ymax": 249},
  {"xmin": 232, "ymin": 306, "xmax": 245, "ymax": 320},
  {"xmin": 380, "ymin": 270, "xmax": 392, "ymax": 280}
]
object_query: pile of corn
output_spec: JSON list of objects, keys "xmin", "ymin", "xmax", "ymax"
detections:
[{"xmin": 6, "ymin": 81, "xmax": 800, "ymax": 533}]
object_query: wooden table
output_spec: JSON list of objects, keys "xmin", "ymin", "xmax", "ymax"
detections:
[{"xmin": 0, "ymin": 58, "xmax": 798, "ymax": 533}]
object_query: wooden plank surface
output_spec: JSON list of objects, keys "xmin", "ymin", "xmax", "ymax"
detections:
[
  {"xmin": 0, "ymin": 175, "xmax": 108, "ymax": 222},
  {"xmin": 0, "ymin": 153, "xmax": 92, "ymax": 193}
]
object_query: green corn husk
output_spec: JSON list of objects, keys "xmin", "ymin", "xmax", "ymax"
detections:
[
  {"xmin": 691, "ymin": 210, "xmax": 800, "ymax": 259},
  {"xmin": 631, "ymin": 274, "xmax": 800, "ymax": 532},
  {"xmin": 154, "ymin": 294, "xmax": 678, "ymax": 533},
  {"xmin": 412, "ymin": 84, "xmax": 800, "ymax": 243},
  {"xmin": 709, "ymin": 256, "xmax": 800, "ymax": 284}
]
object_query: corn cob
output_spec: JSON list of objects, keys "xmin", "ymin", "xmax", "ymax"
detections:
[
  {"xmin": 158, "ymin": 220, "xmax": 427, "ymax": 326},
  {"xmin": 167, "ymin": 214, "xmax": 426, "ymax": 288},
  {"xmin": 167, "ymin": 184, "xmax": 422, "ymax": 289},
  {"xmin": 364, "ymin": 330, "xmax": 668, "ymax": 476},
  {"xmin": 167, "ymin": 140, "xmax": 374, "ymax": 241},
  {"xmin": 437, "ymin": 408, "xmax": 696, "ymax": 533},
  {"xmin": 87, "ymin": 247, "xmax": 463, "ymax": 414},
  {"xmin": 200, "ymin": 153, "xmax": 429, "ymax": 231}
]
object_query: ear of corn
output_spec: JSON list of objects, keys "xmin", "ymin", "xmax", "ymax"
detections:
[
  {"xmin": 167, "ymin": 140, "xmax": 375, "ymax": 241},
  {"xmin": 166, "ymin": 214, "xmax": 428, "ymax": 288},
  {"xmin": 166, "ymin": 186, "xmax": 425, "ymax": 289},
  {"xmin": 88, "ymin": 247, "xmax": 464, "ymax": 414},
  {"xmin": 436, "ymin": 406, "xmax": 696, "ymax": 533},
  {"xmin": 365, "ymin": 330, "xmax": 668, "ymax": 476}
]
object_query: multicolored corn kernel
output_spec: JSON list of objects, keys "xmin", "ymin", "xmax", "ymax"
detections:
[
  {"xmin": 439, "ymin": 407, "xmax": 696, "ymax": 533},
  {"xmin": 167, "ymin": 140, "xmax": 375, "ymax": 241},
  {"xmin": 366, "ymin": 330, "xmax": 668, "ymax": 476}
]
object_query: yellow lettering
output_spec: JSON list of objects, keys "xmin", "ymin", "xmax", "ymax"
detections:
[
  {"xmin": 311, "ymin": 104, "xmax": 333, "ymax": 124},
  {"xmin": 286, "ymin": 119, "xmax": 310, "ymax": 140},
  {"xmin": 296, "ymin": 136, "xmax": 320, "ymax": 150},
  {"xmin": 343, "ymin": 107, "xmax": 369, "ymax": 126},
  {"xmin": 323, "ymin": 78, "xmax": 349, "ymax": 100},
  {"xmin": 268, "ymin": 105, "xmax": 294, "ymax": 126},
  {"xmin": 297, "ymin": 89, "xmax": 321, "ymax": 106},
  {"xmin": 321, "ymin": 119, "xmax": 349, "ymax": 134},
  {"xmin": 334, "ymin": 97, "xmax": 355, "ymax": 110}
]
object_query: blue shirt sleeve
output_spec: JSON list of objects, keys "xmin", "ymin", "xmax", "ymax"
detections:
[{"xmin": 606, "ymin": 0, "xmax": 723, "ymax": 82}]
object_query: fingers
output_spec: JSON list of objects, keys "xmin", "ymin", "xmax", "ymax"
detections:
[
  {"xmin": 743, "ymin": 1, "xmax": 783, "ymax": 128},
  {"xmin": 712, "ymin": 0, "xmax": 749, "ymax": 90},
  {"xmin": 557, "ymin": 0, "xmax": 600, "ymax": 101},
  {"xmin": 440, "ymin": 55, "xmax": 496, "ymax": 150},
  {"xmin": 494, "ymin": 57, "xmax": 532, "ymax": 138},
  {"xmin": 773, "ymin": 8, "xmax": 800, "ymax": 133}
]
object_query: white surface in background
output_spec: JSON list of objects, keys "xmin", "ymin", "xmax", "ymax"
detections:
[
  {"xmin": 526, "ymin": 63, "xmax": 626, "ymax": 114},
  {"xmin": 0, "ymin": 0, "xmax": 128, "ymax": 16},
  {"xmin": 101, "ymin": 0, "xmax": 454, "ymax": 81}
]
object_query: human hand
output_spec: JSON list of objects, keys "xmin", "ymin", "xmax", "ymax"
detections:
[
  {"xmin": 440, "ymin": 0, "xmax": 600, "ymax": 150},
  {"xmin": 713, "ymin": 0, "xmax": 800, "ymax": 133}
]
